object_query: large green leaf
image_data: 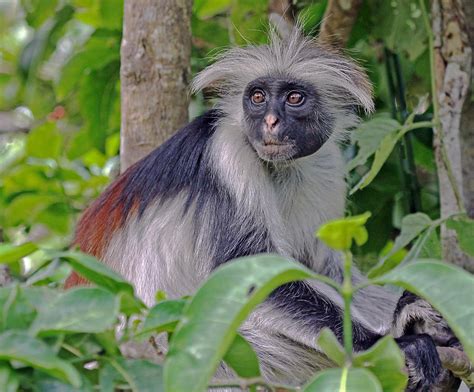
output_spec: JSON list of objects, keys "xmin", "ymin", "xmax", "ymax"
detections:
[
  {"xmin": 30, "ymin": 287, "xmax": 119, "ymax": 336},
  {"xmin": 374, "ymin": 260, "xmax": 474, "ymax": 362},
  {"xmin": 0, "ymin": 242, "xmax": 38, "ymax": 264},
  {"xmin": 164, "ymin": 255, "xmax": 317, "ymax": 392},
  {"xmin": 303, "ymin": 367, "xmax": 382, "ymax": 392},
  {"xmin": 0, "ymin": 331, "xmax": 81, "ymax": 387},
  {"xmin": 223, "ymin": 333, "xmax": 260, "ymax": 378},
  {"xmin": 353, "ymin": 336, "xmax": 407, "ymax": 392}
]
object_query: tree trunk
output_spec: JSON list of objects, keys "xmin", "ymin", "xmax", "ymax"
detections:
[
  {"xmin": 318, "ymin": 0, "xmax": 363, "ymax": 48},
  {"xmin": 120, "ymin": 0, "xmax": 193, "ymax": 172},
  {"xmin": 432, "ymin": 0, "xmax": 474, "ymax": 272},
  {"xmin": 460, "ymin": 0, "xmax": 474, "ymax": 218}
]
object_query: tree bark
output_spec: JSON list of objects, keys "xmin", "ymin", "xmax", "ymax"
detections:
[
  {"xmin": 460, "ymin": 0, "xmax": 474, "ymax": 218},
  {"xmin": 120, "ymin": 0, "xmax": 193, "ymax": 172},
  {"xmin": 318, "ymin": 0, "xmax": 363, "ymax": 48},
  {"xmin": 432, "ymin": 0, "xmax": 474, "ymax": 272}
]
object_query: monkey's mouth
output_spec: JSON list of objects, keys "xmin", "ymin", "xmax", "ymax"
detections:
[{"xmin": 254, "ymin": 141, "xmax": 296, "ymax": 162}]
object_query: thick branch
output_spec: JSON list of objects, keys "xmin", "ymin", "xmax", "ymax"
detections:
[
  {"xmin": 120, "ymin": 0, "xmax": 192, "ymax": 172},
  {"xmin": 437, "ymin": 347, "xmax": 474, "ymax": 387},
  {"xmin": 318, "ymin": 0, "xmax": 363, "ymax": 48}
]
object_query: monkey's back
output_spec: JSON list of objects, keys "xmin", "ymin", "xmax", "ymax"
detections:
[{"xmin": 66, "ymin": 110, "xmax": 222, "ymax": 291}]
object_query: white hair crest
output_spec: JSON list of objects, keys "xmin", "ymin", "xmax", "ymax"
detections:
[{"xmin": 192, "ymin": 27, "xmax": 374, "ymax": 125}]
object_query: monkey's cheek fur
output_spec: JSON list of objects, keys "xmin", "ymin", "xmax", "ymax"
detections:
[{"xmin": 253, "ymin": 143, "xmax": 297, "ymax": 162}]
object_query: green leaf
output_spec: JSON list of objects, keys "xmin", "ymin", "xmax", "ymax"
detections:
[
  {"xmin": 33, "ymin": 370, "xmax": 94, "ymax": 392},
  {"xmin": 0, "ymin": 242, "xmax": 38, "ymax": 264},
  {"xmin": 19, "ymin": 5, "xmax": 74, "ymax": 78},
  {"xmin": 55, "ymin": 47, "xmax": 119, "ymax": 100},
  {"xmin": 78, "ymin": 62, "xmax": 119, "ymax": 151},
  {"xmin": 139, "ymin": 299, "xmax": 187, "ymax": 338},
  {"xmin": 0, "ymin": 331, "xmax": 81, "ymax": 387},
  {"xmin": 57, "ymin": 251, "xmax": 134, "ymax": 295},
  {"xmin": 370, "ymin": 0, "xmax": 427, "ymax": 61},
  {"xmin": 100, "ymin": 359, "xmax": 163, "ymax": 392},
  {"xmin": 353, "ymin": 336, "xmax": 407, "ymax": 392},
  {"xmin": 4, "ymin": 193, "xmax": 59, "ymax": 227},
  {"xmin": 26, "ymin": 123, "xmax": 63, "ymax": 159},
  {"xmin": 21, "ymin": 0, "xmax": 59, "ymax": 28},
  {"xmin": 317, "ymin": 328, "xmax": 345, "ymax": 367},
  {"xmin": 447, "ymin": 216, "xmax": 474, "ymax": 257},
  {"xmin": 316, "ymin": 212, "xmax": 371, "ymax": 251},
  {"xmin": 30, "ymin": 287, "xmax": 119, "ymax": 336},
  {"xmin": 0, "ymin": 365, "xmax": 19, "ymax": 392},
  {"xmin": 193, "ymin": 0, "xmax": 232, "ymax": 19},
  {"xmin": 99, "ymin": 0, "xmax": 123, "ymax": 30},
  {"xmin": 223, "ymin": 333, "xmax": 261, "ymax": 378},
  {"xmin": 164, "ymin": 255, "xmax": 315, "ymax": 392},
  {"xmin": 229, "ymin": 0, "xmax": 268, "ymax": 44},
  {"xmin": 0, "ymin": 286, "xmax": 37, "ymax": 331},
  {"xmin": 374, "ymin": 260, "xmax": 474, "ymax": 362},
  {"xmin": 351, "ymin": 130, "xmax": 401, "ymax": 194},
  {"xmin": 57, "ymin": 251, "xmax": 145, "ymax": 315},
  {"xmin": 368, "ymin": 213, "xmax": 433, "ymax": 278},
  {"xmin": 347, "ymin": 116, "xmax": 401, "ymax": 171},
  {"xmin": 303, "ymin": 367, "xmax": 382, "ymax": 391}
]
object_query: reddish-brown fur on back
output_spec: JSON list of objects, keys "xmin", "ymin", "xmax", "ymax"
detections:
[{"xmin": 64, "ymin": 172, "xmax": 137, "ymax": 288}]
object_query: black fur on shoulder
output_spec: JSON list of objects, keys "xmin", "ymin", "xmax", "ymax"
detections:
[{"xmin": 118, "ymin": 110, "xmax": 222, "ymax": 217}]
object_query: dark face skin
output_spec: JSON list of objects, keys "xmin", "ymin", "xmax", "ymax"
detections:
[{"xmin": 242, "ymin": 76, "xmax": 334, "ymax": 162}]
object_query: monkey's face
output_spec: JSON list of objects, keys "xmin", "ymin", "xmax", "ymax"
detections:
[{"xmin": 242, "ymin": 77, "xmax": 334, "ymax": 162}]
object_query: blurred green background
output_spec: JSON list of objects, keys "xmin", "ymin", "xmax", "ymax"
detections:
[{"xmin": 0, "ymin": 0, "xmax": 438, "ymax": 273}]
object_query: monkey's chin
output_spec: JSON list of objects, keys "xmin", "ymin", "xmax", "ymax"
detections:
[{"xmin": 254, "ymin": 143, "xmax": 297, "ymax": 162}]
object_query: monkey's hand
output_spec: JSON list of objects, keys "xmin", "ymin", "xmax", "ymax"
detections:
[{"xmin": 393, "ymin": 291, "xmax": 461, "ymax": 392}]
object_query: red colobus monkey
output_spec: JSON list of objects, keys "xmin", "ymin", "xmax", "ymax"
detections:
[{"xmin": 67, "ymin": 28, "xmax": 460, "ymax": 391}]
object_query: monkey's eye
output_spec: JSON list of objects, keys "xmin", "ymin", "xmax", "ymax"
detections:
[
  {"xmin": 286, "ymin": 91, "xmax": 304, "ymax": 106},
  {"xmin": 251, "ymin": 90, "xmax": 265, "ymax": 104}
]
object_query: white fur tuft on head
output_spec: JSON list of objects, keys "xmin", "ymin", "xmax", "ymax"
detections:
[{"xmin": 192, "ymin": 26, "xmax": 374, "ymax": 125}]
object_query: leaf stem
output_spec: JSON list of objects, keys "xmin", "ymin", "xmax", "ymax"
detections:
[{"xmin": 342, "ymin": 250, "xmax": 353, "ymax": 362}]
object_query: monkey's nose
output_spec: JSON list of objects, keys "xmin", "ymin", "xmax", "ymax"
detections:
[{"xmin": 264, "ymin": 114, "xmax": 279, "ymax": 133}]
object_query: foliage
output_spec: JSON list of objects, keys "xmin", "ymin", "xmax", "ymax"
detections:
[
  {"xmin": 0, "ymin": 218, "xmax": 473, "ymax": 391},
  {"xmin": 1, "ymin": 0, "xmax": 473, "ymax": 391}
]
